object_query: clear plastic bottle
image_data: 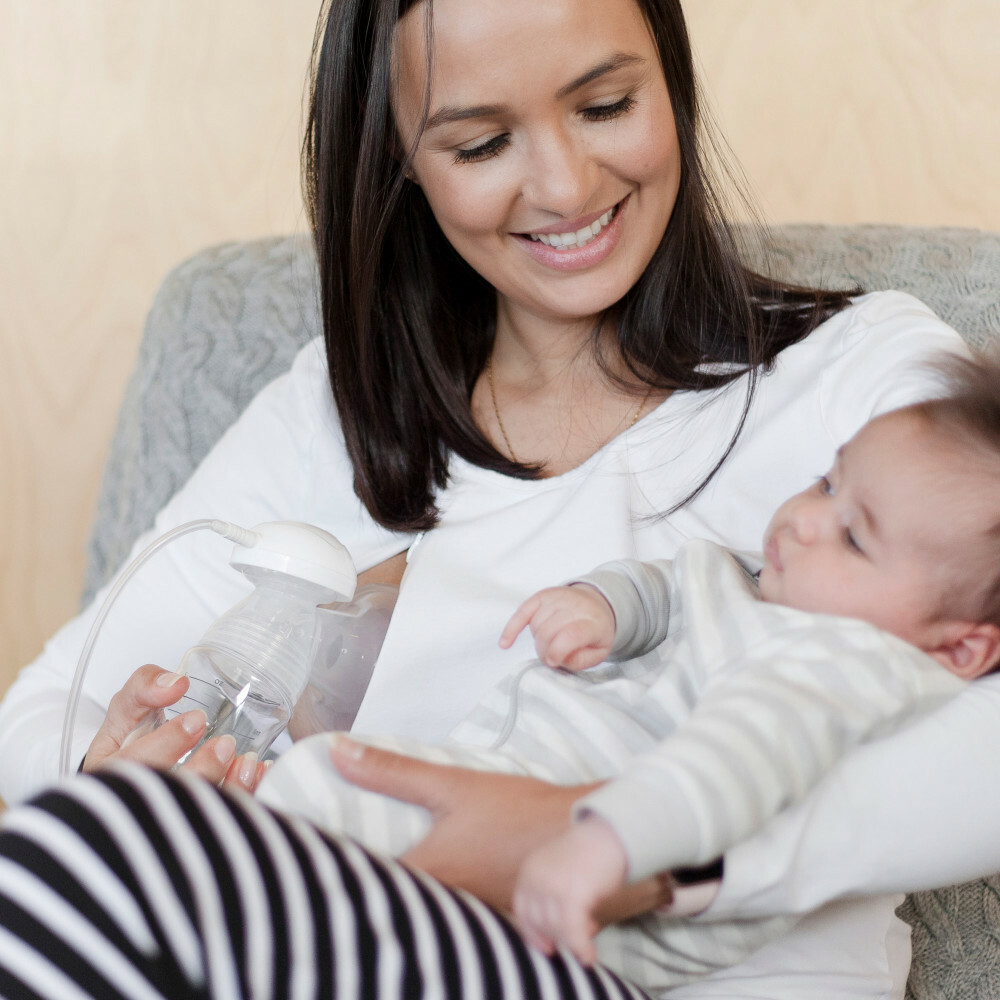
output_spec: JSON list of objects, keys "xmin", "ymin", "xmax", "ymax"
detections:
[
  {"xmin": 150, "ymin": 521, "xmax": 357, "ymax": 760},
  {"xmin": 162, "ymin": 570, "xmax": 338, "ymax": 759}
]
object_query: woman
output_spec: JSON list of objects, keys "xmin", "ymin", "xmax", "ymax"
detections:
[{"xmin": 0, "ymin": 0, "xmax": 986, "ymax": 996}]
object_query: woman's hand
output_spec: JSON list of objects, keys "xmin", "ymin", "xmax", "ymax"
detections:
[
  {"xmin": 499, "ymin": 584, "xmax": 616, "ymax": 671},
  {"xmin": 330, "ymin": 735, "xmax": 595, "ymax": 911},
  {"xmin": 329, "ymin": 736, "xmax": 672, "ymax": 926},
  {"xmin": 82, "ymin": 664, "xmax": 267, "ymax": 792}
]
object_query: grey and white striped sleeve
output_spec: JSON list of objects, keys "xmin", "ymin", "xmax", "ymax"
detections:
[{"xmin": 572, "ymin": 558, "xmax": 676, "ymax": 661}]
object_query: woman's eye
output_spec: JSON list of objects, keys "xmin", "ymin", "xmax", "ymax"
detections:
[
  {"xmin": 580, "ymin": 93, "xmax": 637, "ymax": 122},
  {"xmin": 454, "ymin": 133, "xmax": 510, "ymax": 164}
]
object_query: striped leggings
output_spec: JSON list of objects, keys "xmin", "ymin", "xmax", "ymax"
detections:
[{"xmin": 0, "ymin": 765, "xmax": 652, "ymax": 1000}]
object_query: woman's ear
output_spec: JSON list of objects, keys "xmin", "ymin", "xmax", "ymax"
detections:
[{"xmin": 927, "ymin": 621, "xmax": 1000, "ymax": 680}]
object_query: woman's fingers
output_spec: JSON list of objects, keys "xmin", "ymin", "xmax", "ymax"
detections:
[
  {"xmin": 83, "ymin": 665, "xmax": 198, "ymax": 771},
  {"xmin": 110, "ymin": 664, "xmax": 188, "ymax": 729},
  {"xmin": 83, "ymin": 665, "xmax": 272, "ymax": 790},
  {"xmin": 592, "ymin": 872, "xmax": 674, "ymax": 925},
  {"xmin": 330, "ymin": 736, "xmax": 600, "ymax": 910},
  {"xmin": 328, "ymin": 735, "xmax": 452, "ymax": 812},
  {"xmin": 220, "ymin": 750, "xmax": 271, "ymax": 793}
]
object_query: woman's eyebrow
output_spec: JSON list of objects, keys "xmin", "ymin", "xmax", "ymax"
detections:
[
  {"xmin": 423, "ymin": 52, "xmax": 645, "ymax": 133},
  {"xmin": 555, "ymin": 52, "xmax": 644, "ymax": 98},
  {"xmin": 424, "ymin": 103, "xmax": 507, "ymax": 132}
]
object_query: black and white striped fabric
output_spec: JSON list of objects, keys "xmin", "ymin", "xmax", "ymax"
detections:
[{"xmin": 0, "ymin": 765, "xmax": 651, "ymax": 1000}]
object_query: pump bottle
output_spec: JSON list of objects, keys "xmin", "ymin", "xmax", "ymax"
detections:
[{"xmin": 155, "ymin": 521, "xmax": 357, "ymax": 760}]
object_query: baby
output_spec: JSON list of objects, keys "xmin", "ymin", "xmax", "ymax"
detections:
[{"xmin": 258, "ymin": 353, "xmax": 1000, "ymax": 992}]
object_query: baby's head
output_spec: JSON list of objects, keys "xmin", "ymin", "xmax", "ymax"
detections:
[{"xmin": 759, "ymin": 353, "xmax": 1000, "ymax": 679}]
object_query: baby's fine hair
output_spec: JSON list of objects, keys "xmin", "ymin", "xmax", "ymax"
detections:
[{"xmin": 913, "ymin": 350, "xmax": 1000, "ymax": 627}]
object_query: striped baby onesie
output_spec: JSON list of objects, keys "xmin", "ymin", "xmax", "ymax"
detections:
[{"xmin": 259, "ymin": 539, "xmax": 963, "ymax": 995}]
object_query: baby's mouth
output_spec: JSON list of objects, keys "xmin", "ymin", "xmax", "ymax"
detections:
[{"xmin": 520, "ymin": 201, "xmax": 622, "ymax": 250}]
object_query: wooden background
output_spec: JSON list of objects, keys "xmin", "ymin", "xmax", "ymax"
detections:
[{"xmin": 2, "ymin": 0, "xmax": 998, "ymax": 699}]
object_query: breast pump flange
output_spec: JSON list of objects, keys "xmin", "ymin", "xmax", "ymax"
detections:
[{"xmin": 60, "ymin": 519, "xmax": 362, "ymax": 777}]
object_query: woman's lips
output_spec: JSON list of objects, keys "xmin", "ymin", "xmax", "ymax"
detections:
[{"xmin": 513, "ymin": 195, "xmax": 629, "ymax": 272}]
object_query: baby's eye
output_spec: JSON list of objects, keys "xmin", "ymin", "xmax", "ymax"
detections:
[
  {"xmin": 843, "ymin": 528, "xmax": 864, "ymax": 554},
  {"xmin": 816, "ymin": 475, "xmax": 833, "ymax": 496},
  {"xmin": 454, "ymin": 133, "xmax": 510, "ymax": 165}
]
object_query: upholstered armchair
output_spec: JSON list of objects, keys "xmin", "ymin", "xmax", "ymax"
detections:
[{"xmin": 84, "ymin": 226, "xmax": 1000, "ymax": 1000}]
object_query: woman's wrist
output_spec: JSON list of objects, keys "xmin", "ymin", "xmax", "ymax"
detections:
[{"xmin": 656, "ymin": 859, "xmax": 724, "ymax": 917}]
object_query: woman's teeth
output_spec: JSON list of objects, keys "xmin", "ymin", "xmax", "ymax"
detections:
[{"xmin": 528, "ymin": 206, "xmax": 616, "ymax": 249}]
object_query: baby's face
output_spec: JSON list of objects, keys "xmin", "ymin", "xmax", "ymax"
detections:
[{"xmin": 759, "ymin": 410, "xmax": 989, "ymax": 653}]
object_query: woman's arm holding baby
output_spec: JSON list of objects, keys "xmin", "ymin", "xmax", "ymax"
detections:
[{"xmin": 327, "ymin": 736, "xmax": 672, "ymax": 922}]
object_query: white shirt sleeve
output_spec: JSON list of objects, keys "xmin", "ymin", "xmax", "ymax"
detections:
[
  {"xmin": 706, "ymin": 674, "xmax": 1000, "ymax": 920},
  {"xmin": 0, "ymin": 339, "xmax": 408, "ymax": 803}
]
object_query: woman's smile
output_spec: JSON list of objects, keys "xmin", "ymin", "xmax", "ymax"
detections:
[{"xmin": 515, "ymin": 196, "xmax": 628, "ymax": 272}]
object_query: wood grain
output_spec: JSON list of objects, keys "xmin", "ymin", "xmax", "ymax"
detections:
[
  {"xmin": 685, "ymin": 0, "xmax": 1000, "ymax": 225},
  {"xmin": 0, "ymin": 1, "xmax": 319, "ymax": 691}
]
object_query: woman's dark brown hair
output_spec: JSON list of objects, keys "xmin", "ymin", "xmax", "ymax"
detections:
[{"xmin": 304, "ymin": 0, "xmax": 856, "ymax": 531}]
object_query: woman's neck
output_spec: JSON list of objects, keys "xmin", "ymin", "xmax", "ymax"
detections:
[
  {"xmin": 491, "ymin": 300, "xmax": 612, "ymax": 385},
  {"xmin": 476, "ymin": 302, "xmax": 662, "ymax": 476}
]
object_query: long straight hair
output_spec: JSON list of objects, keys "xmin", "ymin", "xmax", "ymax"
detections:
[{"xmin": 303, "ymin": 0, "xmax": 856, "ymax": 531}]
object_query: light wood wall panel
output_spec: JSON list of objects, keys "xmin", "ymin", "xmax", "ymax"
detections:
[
  {"xmin": 685, "ymin": 0, "xmax": 1000, "ymax": 227},
  {"xmin": 1, "ymin": 1, "xmax": 998, "ymax": 703},
  {"xmin": 0, "ymin": 1, "xmax": 321, "ymax": 693}
]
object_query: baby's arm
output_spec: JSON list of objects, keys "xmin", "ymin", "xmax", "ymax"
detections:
[
  {"xmin": 513, "ymin": 814, "xmax": 628, "ymax": 964},
  {"xmin": 500, "ymin": 558, "xmax": 676, "ymax": 670},
  {"xmin": 499, "ymin": 585, "xmax": 616, "ymax": 670}
]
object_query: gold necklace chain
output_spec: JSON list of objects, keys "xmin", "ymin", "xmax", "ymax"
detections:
[{"xmin": 485, "ymin": 357, "xmax": 653, "ymax": 464}]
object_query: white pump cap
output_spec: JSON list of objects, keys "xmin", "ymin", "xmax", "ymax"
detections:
[{"xmin": 229, "ymin": 521, "xmax": 357, "ymax": 602}]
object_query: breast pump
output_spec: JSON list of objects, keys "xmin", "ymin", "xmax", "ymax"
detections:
[{"xmin": 59, "ymin": 519, "xmax": 397, "ymax": 777}]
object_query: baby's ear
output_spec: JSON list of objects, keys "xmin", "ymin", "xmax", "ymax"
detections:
[{"xmin": 928, "ymin": 622, "xmax": 1000, "ymax": 680}]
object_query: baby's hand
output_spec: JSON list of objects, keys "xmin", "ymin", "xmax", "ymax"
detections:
[
  {"xmin": 513, "ymin": 814, "xmax": 628, "ymax": 964},
  {"xmin": 499, "ymin": 585, "xmax": 616, "ymax": 671}
]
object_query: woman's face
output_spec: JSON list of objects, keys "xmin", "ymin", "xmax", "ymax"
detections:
[{"xmin": 393, "ymin": 0, "xmax": 681, "ymax": 330}]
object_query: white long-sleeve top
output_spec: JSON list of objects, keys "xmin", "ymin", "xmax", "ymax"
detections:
[{"xmin": 0, "ymin": 291, "xmax": 981, "ymax": 998}]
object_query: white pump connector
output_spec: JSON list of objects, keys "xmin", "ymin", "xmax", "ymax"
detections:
[{"xmin": 229, "ymin": 521, "xmax": 356, "ymax": 601}]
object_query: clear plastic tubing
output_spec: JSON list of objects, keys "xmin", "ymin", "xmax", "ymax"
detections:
[{"xmin": 59, "ymin": 519, "xmax": 259, "ymax": 778}]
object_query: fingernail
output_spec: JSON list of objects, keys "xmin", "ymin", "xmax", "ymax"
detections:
[
  {"xmin": 156, "ymin": 671, "xmax": 184, "ymax": 687},
  {"xmin": 330, "ymin": 732, "xmax": 364, "ymax": 761},
  {"xmin": 214, "ymin": 734, "xmax": 237, "ymax": 764},
  {"xmin": 180, "ymin": 709, "xmax": 207, "ymax": 735},
  {"xmin": 239, "ymin": 752, "xmax": 258, "ymax": 786}
]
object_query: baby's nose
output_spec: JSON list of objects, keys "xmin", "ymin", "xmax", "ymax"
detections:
[{"xmin": 790, "ymin": 499, "xmax": 826, "ymax": 543}]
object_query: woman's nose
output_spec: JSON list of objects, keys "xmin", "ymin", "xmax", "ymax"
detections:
[{"xmin": 522, "ymin": 130, "xmax": 599, "ymax": 219}]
